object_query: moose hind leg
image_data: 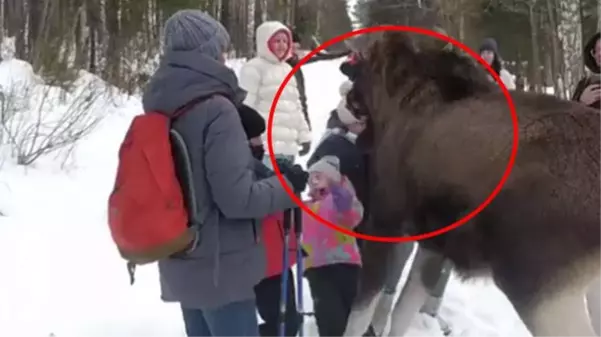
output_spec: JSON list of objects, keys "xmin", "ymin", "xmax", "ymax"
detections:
[
  {"xmin": 521, "ymin": 286, "xmax": 595, "ymax": 336},
  {"xmin": 494, "ymin": 259, "xmax": 599, "ymax": 337},
  {"xmin": 586, "ymin": 276, "xmax": 601, "ymax": 336}
]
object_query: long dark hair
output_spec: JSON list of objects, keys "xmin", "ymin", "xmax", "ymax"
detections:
[{"xmin": 490, "ymin": 56, "xmax": 502, "ymax": 76}]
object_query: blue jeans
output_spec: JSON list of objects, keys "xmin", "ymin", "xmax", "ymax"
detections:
[{"xmin": 181, "ymin": 299, "xmax": 259, "ymax": 336}]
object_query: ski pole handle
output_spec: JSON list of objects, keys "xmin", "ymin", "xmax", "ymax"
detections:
[
  {"xmin": 293, "ymin": 203, "xmax": 302, "ymax": 235},
  {"xmin": 283, "ymin": 208, "xmax": 292, "ymax": 234}
]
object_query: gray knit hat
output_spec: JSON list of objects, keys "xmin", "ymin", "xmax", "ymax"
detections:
[
  {"xmin": 479, "ymin": 37, "xmax": 499, "ymax": 54},
  {"xmin": 163, "ymin": 9, "xmax": 230, "ymax": 60},
  {"xmin": 308, "ymin": 155, "xmax": 342, "ymax": 183}
]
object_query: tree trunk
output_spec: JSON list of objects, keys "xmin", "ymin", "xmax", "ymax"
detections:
[
  {"xmin": 105, "ymin": 0, "xmax": 120, "ymax": 83},
  {"xmin": 261, "ymin": 0, "xmax": 267, "ymax": 22},
  {"xmin": 315, "ymin": 0, "xmax": 322, "ymax": 38},
  {"xmin": 597, "ymin": 0, "xmax": 601, "ymax": 32},
  {"xmin": 74, "ymin": 2, "xmax": 88, "ymax": 68},
  {"xmin": 213, "ymin": 0, "xmax": 223, "ymax": 21},
  {"xmin": 6, "ymin": 0, "xmax": 26, "ymax": 59},
  {"xmin": 557, "ymin": 0, "xmax": 583, "ymax": 98},
  {"xmin": 254, "ymin": 0, "xmax": 262, "ymax": 30},
  {"xmin": 289, "ymin": 0, "xmax": 297, "ymax": 27},
  {"xmin": 515, "ymin": 51, "xmax": 526, "ymax": 91},
  {"xmin": 0, "ymin": 0, "xmax": 5, "ymax": 56},
  {"xmin": 247, "ymin": 0, "xmax": 255, "ymax": 57},
  {"xmin": 155, "ymin": 0, "xmax": 162, "ymax": 42},
  {"xmin": 221, "ymin": 0, "xmax": 230, "ymax": 31},
  {"xmin": 28, "ymin": 0, "xmax": 43, "ymax": 63},
  {"xmin": 87, "ymin": 0, "xmax": 99, "ymax": 73},
  {"xmin": 458, "ymin": 0, "xmax": 465, "ymax": 42},
  {"xmin": 528, "ymin": 0, "xmax": 542, "ymax": 93},
  {"xmin": 547, "ymin": 0, "xmax": 564, "ymax": 97},
  {"xmin": 285, "ymin": 0, "xmax": 293, "ymax": 24}
]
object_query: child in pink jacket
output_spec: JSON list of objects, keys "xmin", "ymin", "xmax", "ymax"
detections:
[{"xmin": 301, "ymin": 155, "xmax": 364, "ymax": 336}]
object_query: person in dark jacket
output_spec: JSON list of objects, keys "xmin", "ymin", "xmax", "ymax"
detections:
[
  {"xmin": 572, "ymin": 32, "xmax": 600, "ymax": 109},
  {"xmin": 325, "ymin": 53, "xmax": 363, "ymax": 131},
  {"xmin": 287, "ymin": 27, "xmax": 352, "ymax": 139},
  {"xmin": 237, "ymin": 104, "xmax": 301, "ymax": 337},
  {"xmin": 478, "ymin": 37, "xmax": 516, "ymax": 90},
  {"xmin": 307, "ymin": 79, "xmax": 369, "ymax": 231},
  {"xmin": 142, "ymin": 10, "xmax": 308, "ymax": 337}
]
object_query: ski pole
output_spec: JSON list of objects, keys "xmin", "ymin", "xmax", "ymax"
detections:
[
  {"xmin": 279, "ymin": 208, "xmax": 292, "ymax": 337},
  {"xmin": 293, "ymin": 200, "xmax": 304, "ymax": 337}
]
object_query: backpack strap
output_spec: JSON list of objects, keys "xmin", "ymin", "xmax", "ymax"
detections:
[
  {"xmin": 172, "ymin": 94, "xmax": 216, "ymax": 120},
  {"xmin": 168, "ymin": 94, "xmax": 229, "ymax": 259},
  {"xmin": 169, "ymin": 128, "xmax": 201, "ymax": 228}
]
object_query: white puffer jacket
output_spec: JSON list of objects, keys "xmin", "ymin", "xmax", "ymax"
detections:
[
  {"xmin": 486, "ymin": 69, "xmax": 516, "ymax": 90},
  {"xmin": 238, "ymin": 21, "xmax": 311, "ymax": 157},
  {"xmin": 499, "ymin": 69, "xmax": 516, "ymax": 90}
]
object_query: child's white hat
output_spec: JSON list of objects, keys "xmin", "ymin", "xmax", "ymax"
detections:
[
  {"xmin": 336, "ymin": 80, "xmax": 361, "ymax": 125},
  {"xmin": 308, "ymin": 155, "xmax": 342, "ymax": 183}
]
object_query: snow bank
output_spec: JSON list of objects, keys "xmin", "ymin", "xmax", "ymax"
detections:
[
  {"xmin": 2, "ymin": 57, "xmax": 138, "ymax": 167},
  {"xmin": 0, "ymin": 56, "xmax": 529, "ymax": 337}
]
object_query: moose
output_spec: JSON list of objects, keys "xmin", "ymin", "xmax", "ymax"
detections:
[{"xmin": 341, "ymin": 31, "xmax": 601, "ymax": 337}]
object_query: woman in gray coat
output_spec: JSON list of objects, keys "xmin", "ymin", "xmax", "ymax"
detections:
[{"xmin": 142, "ymin": 9, "xmax": 308, "ymax": 337}]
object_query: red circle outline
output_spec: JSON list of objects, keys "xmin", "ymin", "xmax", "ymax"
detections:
[{"xmin": 267, "ymin": 25, "xmax": 519, "ymax": 243}]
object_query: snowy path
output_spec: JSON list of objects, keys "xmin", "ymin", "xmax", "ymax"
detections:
[{"xmin": 0, "ymin": 58, "xmax": 529, "ymax": 336}]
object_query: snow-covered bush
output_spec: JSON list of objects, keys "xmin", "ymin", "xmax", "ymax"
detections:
[{"xmin": 0, "ymin": 60, "xmax": 110, "ymax": 167}]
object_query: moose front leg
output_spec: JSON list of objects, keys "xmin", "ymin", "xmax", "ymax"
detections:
[
  {"xmin": 345, "ymin": 240, "xmax": 396, "ymax": 336},
  {"xmin": 387, "ymin": 246, "xmax": 445, "ymax": 336}
]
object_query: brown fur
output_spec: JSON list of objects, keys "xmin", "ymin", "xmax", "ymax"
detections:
[{"xmin": 347, "ymin": 31, "xmax": 601, "ymax": 335}]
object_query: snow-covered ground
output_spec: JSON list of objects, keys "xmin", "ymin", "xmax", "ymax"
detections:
[{"xmin": 0, "ymin": 56, "xmax": 530, "ymax": 336}]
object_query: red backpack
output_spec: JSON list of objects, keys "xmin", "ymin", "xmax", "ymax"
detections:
[{"xmin": 107, "ymin": 96, "xmax": 208, "ymax": 284}]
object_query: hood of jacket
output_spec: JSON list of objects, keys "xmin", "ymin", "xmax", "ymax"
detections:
[
  {"xmin": 256, "ymin": 21, "xmax": 292, "ymax": 64},
  {"xmin": 142, "ymin": 49, "xmax": 246, "ymax": 115},
  {"xmin": 584, "ymin": 32, "xmax": 600, "ymax": 74}
]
